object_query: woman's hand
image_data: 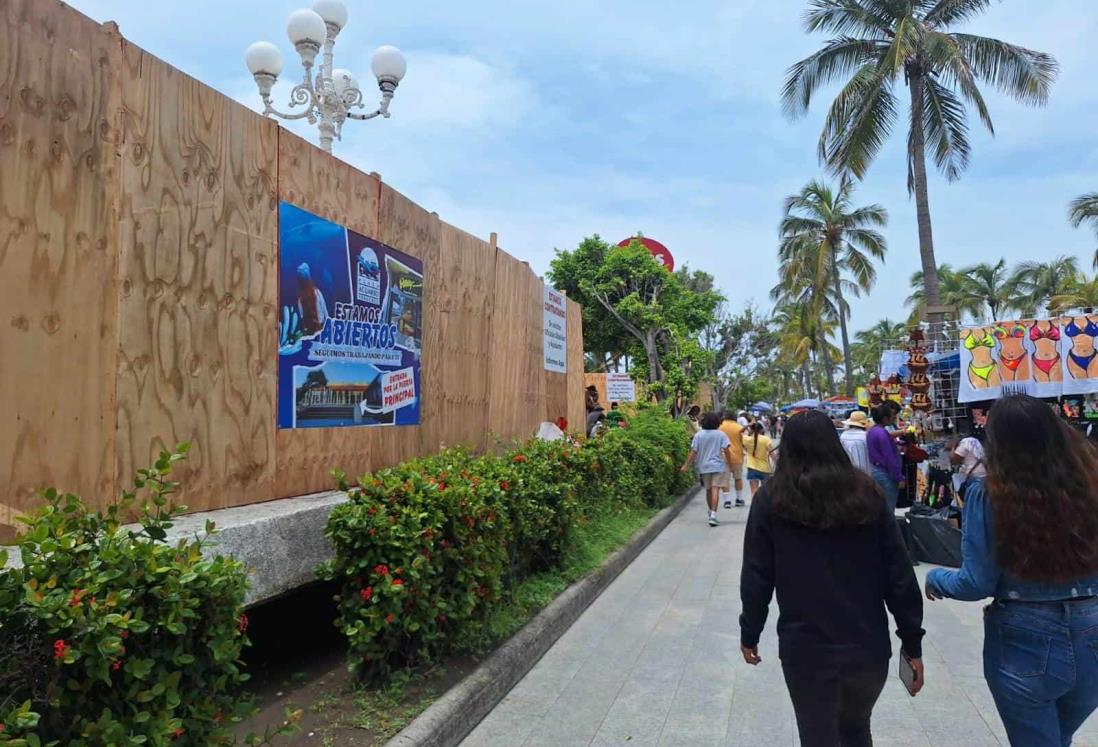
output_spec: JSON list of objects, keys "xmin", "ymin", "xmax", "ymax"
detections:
[
  {"xmin": 740, "ymin": 646, "xmax": 762, "ymax": 666},
  {"xmin": 924, "ymin": 578, "xmax": 942, "ymax": 601},
  {"xmin": 906, "ymin": 656, "xmax": 926, "ymax": 695}
]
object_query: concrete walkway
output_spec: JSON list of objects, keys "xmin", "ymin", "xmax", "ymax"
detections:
[{"xmin": 463, "ymin": 491, "xmax": 1098, "ymax": 747}]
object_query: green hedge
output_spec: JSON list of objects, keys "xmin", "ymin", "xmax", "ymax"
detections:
[
  {"xmin": 0, "ymin": 448, "xmax": 297, "ymax": 747},
  {"xmin": 320, "ymin": 408, "xmax": 692, "ymax": 680}
]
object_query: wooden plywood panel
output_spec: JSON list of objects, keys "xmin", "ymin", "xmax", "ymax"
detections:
[
  {"xmin": 376, "ymin": 185, "xmax": 442, "ymax": 458},
  {"xmin": 115, "ymin": 44, "xmax": 278, "ymax": 511},
  {"xmin": 272, "ymin": 175, "xmax": 441, "ymax": 496},
  {"xmin": 0, "ymin": 0, "xmax": 121, "ymax": 527},
  {"xmin": 272, "ymin": 134, "xmax": 388, "ymax": 497},
  {"xmin": 565, "ymin": 299, "xmax": 586, "ymax": 433},
  {"xmin": 488, "ymin": 254, "xmax": 543, "ymax": 443},
  {"xmin": 277, "ymin": 130, "xmax": 380, "ymax": 238},
  {"xmin": 436, "ymin": 222, "xmax": 496, "ymax": 451}
]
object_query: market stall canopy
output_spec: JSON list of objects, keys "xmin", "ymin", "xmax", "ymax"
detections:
[
  {"xmin": 750, "ymin": 402, "xmax": 774, "ymax": 412},
  {"xmin": 782, "ymin": 398, "xmax": 822, "ymax": 412}
]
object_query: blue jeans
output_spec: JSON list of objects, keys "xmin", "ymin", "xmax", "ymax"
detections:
[
  {"xmin": 871, "ymin": 467, "xmax": 898, "ymax": 512},
  {"xmin": 984, "ymin": 598, "xmax": 1098, "ymax": 747}
]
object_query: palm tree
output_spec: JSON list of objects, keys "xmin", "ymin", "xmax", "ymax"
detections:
[
  {"xmin": 1015, "ymin": 255, "xmax": 1081, "ymax": 314},
  {"xmin": 783, "ymin": 0, "xmax": 1057, "ymax": 316},
  {"xmin": 906, "ymin": 264, "xmax": 980, "ymax": 322},
  {"xmin": 773, "ymin": 303, "xmax": 839, "ymax": 398},
  {"xmin": 1069, "ymin": 193, "xmax": 1098, "ymax": 269},
  {"xmin": 773, "ymin": 178, "xmax": 888, "ymax": 396},
  {"xmin": 959, "ymin": 259, "xmax": 1020, "ymax": 319},
  {"xmin": 1050, "ymin": 273, "xmax": 1098, "ymax": 313},
  {"xmin": 851, "ymin": 319, "xmax": 906, "ymax": 381}
]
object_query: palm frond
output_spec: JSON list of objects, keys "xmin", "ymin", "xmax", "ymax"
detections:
[
  {"xmin": 924, "ymin": 0, "xmax": 994, "ymax": 28},
  {"xmin": 921, "ymin": 76, "xmax": 971, "ymax": 181},
  {"xmin": 924, "ymin": 31, "xmax": 994, "ymax": 133},
  {"xmin": 951, "ymin": 33, "xmax": 1059, "ymax": 106},
  {"xmin": 783, "ymin": 37, "xmax": 888, "ymax": 118},
  {"xmin": 804, "ymin": 0, "xmax": 896, "ymax": 37},
  {"xmin": 1068, "ymin": 193, "xmax": 1098, "ymax": 231},
  {"xmin": 819, "ymin": 66, "xmax": 899, "ymax": 179}
]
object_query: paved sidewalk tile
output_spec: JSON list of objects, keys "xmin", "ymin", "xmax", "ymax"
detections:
[{"xmin": 463, "ymin": 492, "xmax": 1098, "ymax": 746}]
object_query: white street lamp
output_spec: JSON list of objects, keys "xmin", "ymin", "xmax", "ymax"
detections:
[{"xmin": 245, "ymin": 0, "xmax": 407, "ymax": 153}]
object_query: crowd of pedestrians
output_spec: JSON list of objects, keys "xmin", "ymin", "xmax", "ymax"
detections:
[
  {"xmin": 681, "ymin": 409, "xmax": 776, "ymax": 526},
  {"xmin": 680, "ymin": 395, "xmax": 1098, "ymax": 747}
]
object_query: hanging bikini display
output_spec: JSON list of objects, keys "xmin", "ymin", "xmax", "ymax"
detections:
[{"xmin": 958, "ymin": 315, "xmax": 1098, "ymax": 403}]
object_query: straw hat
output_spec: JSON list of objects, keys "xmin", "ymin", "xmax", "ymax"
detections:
[{"xmin": 843, "ymin": 411, "xmax": 870, "ymax": 429}]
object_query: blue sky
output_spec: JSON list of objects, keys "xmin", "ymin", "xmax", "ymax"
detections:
[{"xmin": 68, "ymin": 0, "xmax": 1098, "ymax": 332}]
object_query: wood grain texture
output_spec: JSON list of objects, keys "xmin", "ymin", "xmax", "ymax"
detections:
[
  {"xmin": 436, "ymin": 222, "xmax": 496, "ymax": 451},
  {"xmin": 487, "ymin": 255, "xmax": 544, "ymax": 443},
  {"xmin": 115, "ymin": 42, "xmax": 278, "ymax": 511},
  {"xmin": 2, "ymin": 0, "xmax": 585, "ymax": 519},
  {"xmin": 565, "ymin": 300, "xmax": 586, "ymax": 433},
  {"xmin": 0, "ymin": 0, "xmax": 121, "ymax": 525}
]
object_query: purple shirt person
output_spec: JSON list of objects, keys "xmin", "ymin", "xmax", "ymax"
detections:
[{"xmin": 867, "ymin": 406, "xmax": 903, "ymax": 511}]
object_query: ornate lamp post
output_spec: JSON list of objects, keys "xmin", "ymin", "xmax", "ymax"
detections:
[{"xmin": 244, "ymin": 0, "xmax": 407, "ymax": 153}]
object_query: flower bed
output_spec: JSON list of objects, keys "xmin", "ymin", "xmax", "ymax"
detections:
[
  {"xmin": 320, "ymin": 407, "xmax": 692, "ymax": 681},
  {"xmin": 0, "ymin": 447, "xmax": 297, "ymax": 746}
]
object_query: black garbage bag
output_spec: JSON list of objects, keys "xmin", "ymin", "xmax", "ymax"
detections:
[
  {"xmin": 895, "ymin": 516, "xmax": 919, "ymax": 567},
  {"xmin": 906, "ymin": 507, "xmax": 962, "ymax": 567}
]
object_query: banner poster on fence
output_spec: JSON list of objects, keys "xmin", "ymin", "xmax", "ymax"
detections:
[
  {"xmin": 958, "ymin": 317, "xmax": 1098, "ymax": 403},
  {"xmin": 543, "ymin": 287, "xmax": 567, "ymax": 373},
  {"xmin": 606, "ymin": 373, "xmax": 637, "ymax": 402},
  {"xmin": 277, "ymin": 202, "xmax": 424, "ymax": 429}
]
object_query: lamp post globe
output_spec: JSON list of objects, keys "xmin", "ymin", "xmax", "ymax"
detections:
[
  {"xmin": 287, "ymin": 8, "xmax": 327, "ymax": 44},
  {"xmin": 245, "ymin": 4, "xmax": 406, "ymax": 154},
  {"xmin": 371, "ymin": 45, "xmax": 407, "ymax": 85},
  {"xmin": 331, "ymin": 68, "xmax": 358, "ymax": 98},
  {"xmin": 245, "ymin": 41, "xmax": 283, "ymax": 76},
  {"xmin": 312, "ymin": 0, "xmax": 348, "ymax": 33}
]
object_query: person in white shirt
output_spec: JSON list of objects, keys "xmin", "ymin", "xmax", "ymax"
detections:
[
  {"xmin": 839, "ymin": 411, "xmax": 872, "ymax": 475},
  {"xmin": 738, "ymin": 412, "xmax": 750, "ymax": 428}
]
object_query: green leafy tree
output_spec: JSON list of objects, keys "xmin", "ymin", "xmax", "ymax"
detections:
[
  {"xmin": 548, "ymin": 238, "xmax": 722, "ymax": 405},
  {"xmin": 547, "ymin": 236, "xmax": 635, "ymax": 372},
  {"xmin": 705, "ymin": 303, "xmax": 781, "ymax": 409},
  {"xmin": 775, "ymin": 178, "xmax": 887, "ymax": 396},
  {"xmin": 1015, "ymin": 255, "xmax": 1081, "ymax": 314},
  {"xmin": 784, "ymin": 0, "xmax": 1057, "ymax": 316},
  {"xmin": 1069, "ymin": 193, "xmax": 1098, "ymax": 269},
  {"xmin": 1051, "ymin": 273, "xmax": 1098, "ymax": 313},
  {"xmin": 773, "ymin": 303, "xmax": 839, "ymax": 399},
  {"xmin": 851, "ymin": 318, "xmax": 907, "ymax": 381},
  {"xmin": 907, "ymin": 263, "xmax": 980, "ymax": 322},
  {"xmin": 959, "ymin": 259, "xmax": 1021, "ymax": 319}
]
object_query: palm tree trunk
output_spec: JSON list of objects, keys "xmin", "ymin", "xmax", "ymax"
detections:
[
  {"xmin": 831, "ymin": 262, "xmax": 854, "ymax": 397},
  {"xmin": 801, "ymin": 362, "xmax": 813, "ymax": 399},
  {"xmin": 818, "ymin": 344, "xmax": 836, "ymax": 395},
  {"xmin": 908, "ymin": 71, "xmax": 942, "ymax": 319}
]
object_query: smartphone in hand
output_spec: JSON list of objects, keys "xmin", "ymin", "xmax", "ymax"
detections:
[{"xmin": 900, "ymin": 655, "xmax": 918, "ymax": 696}]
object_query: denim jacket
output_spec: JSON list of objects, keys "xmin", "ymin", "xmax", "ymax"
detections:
[{"xmin": 926, "ymin": 479, "xmax": 1098, "ymax": 602}]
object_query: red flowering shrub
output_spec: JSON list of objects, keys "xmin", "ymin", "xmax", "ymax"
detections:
[
  {"xmin": 321, "ymin": 408, "xmax": 692, "ymax": 681},
  {"xmin": 0, "ymin": 446, "xmax": 300, "ymax": 746},
  {"xmin": 320, "ymin": 449, "xmax": 511, "ymax": 680}
]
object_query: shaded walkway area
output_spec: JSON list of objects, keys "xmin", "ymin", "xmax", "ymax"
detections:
[{"xmin": 463, "ymin": 491, "xmax": 1098, "ymax": 746}]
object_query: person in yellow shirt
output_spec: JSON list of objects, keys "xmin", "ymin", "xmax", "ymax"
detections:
[
  {"xmin": 719, "ymin": 411, "xmax": 746, "ymax": 508},
  {"xmin": 742, "ymin": 422, "xmax": 774, "ymax": 497}
]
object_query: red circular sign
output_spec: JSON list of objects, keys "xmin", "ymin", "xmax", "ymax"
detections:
[{"xmin": 617, "ymin": 236, "xmax": 674, "ymax": 273}]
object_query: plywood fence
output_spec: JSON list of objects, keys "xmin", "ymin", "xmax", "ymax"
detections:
[{"xmin": 0, "ymin": 0, "xmax": 584, "ymax": 537}]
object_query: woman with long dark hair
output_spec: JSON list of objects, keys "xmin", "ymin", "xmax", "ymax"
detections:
[
  {"xmin": 740, "ymin": 411, "xmax": 925, "ymax": 747},
  {"xmin": 927, "ymin": 395, "xmax": 1098, "ymax": 746},
  {"xmin": 742, "ymin": 421, "xmax": 773, "ymax": 497}
]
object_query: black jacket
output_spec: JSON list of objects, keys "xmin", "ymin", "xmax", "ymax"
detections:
[{"xmin": 739, "ymin": 485, "xmax": 924, "ymax": 667}]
